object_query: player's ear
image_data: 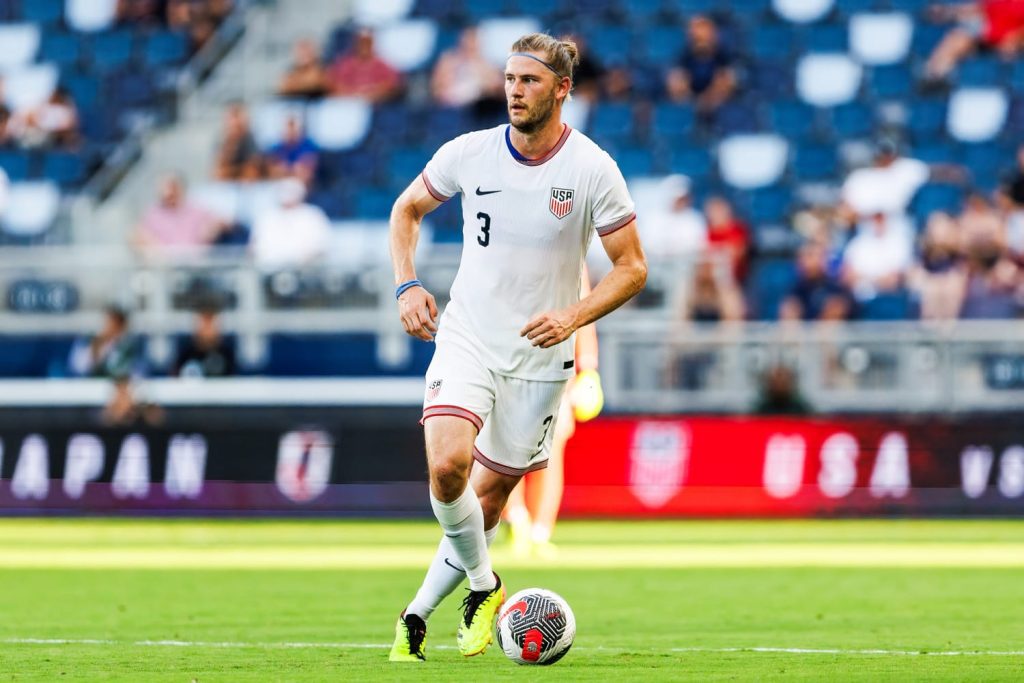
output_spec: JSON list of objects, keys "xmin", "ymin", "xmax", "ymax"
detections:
[{"xmin": 557, "ymin": 76, "xmax": 571, "ymax": 103}]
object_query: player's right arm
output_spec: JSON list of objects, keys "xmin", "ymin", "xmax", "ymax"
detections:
[{"xmin": 389, "ymin": 175, "xmax": 443, "ymax": 342}]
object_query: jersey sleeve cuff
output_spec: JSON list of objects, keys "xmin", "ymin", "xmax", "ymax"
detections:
[
  {"xmin": 596, "ymin": 212, "xmax": 636, "ymax": 236},
  {"xmin": 421, "ymin": 171, "xmax": 452, "ymax": 202}
]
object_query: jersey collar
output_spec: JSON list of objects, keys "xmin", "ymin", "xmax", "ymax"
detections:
[{"xmin": 505, "ymin": 124, "xmax": 572, "ymax": 167}]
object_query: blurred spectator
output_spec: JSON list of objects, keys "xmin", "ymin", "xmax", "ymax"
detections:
[
  {"xmin": 0, "ymin": 79, "xmax": 12, "ymax": 147},
  {"xmin": 327, "ymin": 28, "xmax": 402, "ymax": 103},
  {"xmin": 0, "ymin": 166, "xmax": 8, "ymax": 218},
  {"xmin": 908, "ymin": 212, "xmax": 967, "ymax": 320},
  {"xmin": 925, "ymin": 0, "xmax": 1024, "ymax": 81},
  {"xmin": 841, "ymin": 214, "xmax": 914, "ymax": 302},
  {"xmin": 250, "ymin": 178, "xmax": 331, "ymax": 271},
  {"xmin": 68, "ymin": 305, "xmax": 143, "ymax": 380},
  {"xmin": 753, "ymin": 364, "xmax": 811, "ymax": 415},
  {"xmin": 603, "ymin": 65, "xmax": 635, "ymax": 103},
  {"xmin": 641, "ymin": 174, "xmax": 707, "ymax": 260},
  {"xmin": 118, "ymin": 0, "xmax": 164, "ymax": 24},
  {"xmin": 704, "ymin": 196, "xmax": 750, "ymax": 283},
  {"xmin": 278, "ymin": 38, "xmax": 328, "ymax": 99},
  {"xmin": 10, "ymin": 88, "xmax": 79, "ymax": 149},
  {"xmin": 214, "ymin": 102, "xmax": 264, "ymax": 181},
  {"xmin": 958, "ymin": 192, "xmax": 1006, "ymax": 255},
  {"xmin": 998, "ymin": 144, "xmax": 1024, "ymax": 260},
  {"xmin": 780, "ymin": 241, "xmax": 852, "ymax": 321},
  {"xmin": 959, "ymin": 241, "xmax": 1021, "ymax": 318},
  {"xmin": 570, "ymin": 36, "xmax": 604, "ymax": 103},
  {"xmin": 103, "ymin": 379, "xmax": 164, "ymax": 427},
  {"xmin": 665, "ymin": 15, "xmax": 736, "ymax": 114},
  {"xmin": 174, "ymin": 305, "xmax": 236, "ymax": 378},
  {"xmin": 133, "ymin": 173, "xmax": 223, "ymax": 255},
  {"xmin": 430, "ymin": 27, "xmax": 503, "ymax": 109},
  {"xmin": 682, "ymin": 258, "xmax": 745, "ymax": 322},
  {"xmin": 168, "ymin": 0, "xmax": 233, "ymax": 49},
  {"xmin": 840, "ymin": 140, "xmax": 930, "ymax": 232},
  {"xmin": 267, "ymin": 115, "xmax": 318, "ymax": 184}
]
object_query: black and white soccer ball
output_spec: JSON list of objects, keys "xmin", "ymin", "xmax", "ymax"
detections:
[{"xmin": 496, "ymin": 588, "xmax": 576, "ymax": 665}]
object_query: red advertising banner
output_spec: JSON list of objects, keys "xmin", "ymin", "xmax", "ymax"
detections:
[{"xmin": 561, "ymin": 417, "xmax": 1024, "ymax": 516}]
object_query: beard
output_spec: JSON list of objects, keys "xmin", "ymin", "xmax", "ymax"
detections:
[{"xmin": 508, "ymin": 88, "xmax": 558, "ymax": 134}]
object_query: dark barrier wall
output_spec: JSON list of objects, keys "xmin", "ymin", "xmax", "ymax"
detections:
[{"xmin": 0, "ymin": 408, "xmax": 1022, "ymax": 516}]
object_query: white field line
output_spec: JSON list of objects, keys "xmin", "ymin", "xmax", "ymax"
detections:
[{"xmin": 3, "ymin": 638, "xmax": 1024, "ymax": 657}]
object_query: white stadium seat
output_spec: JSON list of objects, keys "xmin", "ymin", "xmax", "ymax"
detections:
[
  {"xmin": 236, "ymin": 181, "xmax": 290, "ymax": 227},
  {"xmin": 773, "ymin": 0, "xmax": 834, "ymax": 23},
  {"xmin": 947, "ymin": 88, "xmax": 1008, "ymax": 142},
  {"xmin": 351, "ymin": 0, "xmax": 414, "ymax": 27},
  {"xmin": 331, "ymin": 220, "xmax": 432, "ymax": 268},
  {"xmin": 306, "ymin": 97, "xmax": 371, "ymax": 151},
  {"xmin": 850, "ymin": 13, "xmax": 914, "ymax": 65},
  {"xmin": 2, "ymin": 181, "xmax": 60, "ymax": 236},
  {"xmin": 251, "ymin": 100, "xmax": 307, "ymax": 150},
  {"xmin": 796, "ymin": 53, "xmax": 862, "ymax": 107},
  {"xmin": 376, "ymin": 20, "xmax": 438, "ymax": 73},
  {"xmin": 479, "ymin": 17, "xmax": 542, "ymax": 68},
  {"xmin": 189, "ymin": 182, "xmax": 242, "ymax": 224},
  {"xmin": 562, "ymin": 98, "xmax": 590, "ymax": 133},
  {"xmin": 718, "ymin": 134, "xmax": 789, "ymax": 189},
  {"xmin": 3, "ymin": 64, "xmax": 58, "ymax": 112},
  {"xmin": 0, "ymin": 24, "xmax": 40, "ymax": 70},
  {"xmin": 65, "ymin": 0, "xmax": 118, "ymax": 33}
]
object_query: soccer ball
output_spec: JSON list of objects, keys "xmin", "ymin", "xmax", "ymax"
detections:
[{"xmin": 495, "ymin": 588, "xmax": 576, "ymax": 665}]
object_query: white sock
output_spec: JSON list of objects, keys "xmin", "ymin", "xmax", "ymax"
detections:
[
  {"xmin": 406, "ymin": 526, "xmax": 498, "ymax": 621},
  {"xmin": 429, "ymin": 487, "xmax": 496, "ymax": 592},
  {"xmin": 531, "ymin": 523, "xmax": 552, "ymax": 544}
]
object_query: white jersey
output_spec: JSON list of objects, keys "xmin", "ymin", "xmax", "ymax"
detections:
[{"xmin": 422, "ymin": 124, "xmax": 635, "ymax": 381}]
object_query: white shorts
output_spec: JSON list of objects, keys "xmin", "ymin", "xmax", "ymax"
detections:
[{"xmin": 422, "ymin": 332, "xmax": 568, "ymax": 476}]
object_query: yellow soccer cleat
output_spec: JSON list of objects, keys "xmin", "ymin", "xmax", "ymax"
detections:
[
  {"xmin": 388, "ymin": 611, "xmax": 427, "ymax": 662},
  {"xmin": 457, "ymin": 574, "xmax": 505, "ymax": 657}
]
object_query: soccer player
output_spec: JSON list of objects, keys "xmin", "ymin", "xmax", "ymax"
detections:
[{"xmin": 387, "ymin": 32, "xmax": 647, "ymax": 662}]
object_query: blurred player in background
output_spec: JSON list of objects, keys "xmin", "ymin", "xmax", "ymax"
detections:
[
  {"xmin": 503, "ymin": 267, "xmax": 603, "ymax": 558},
  {"xmin": 387, "ymin": 32, "xmax": 646, "ymax": 663}
]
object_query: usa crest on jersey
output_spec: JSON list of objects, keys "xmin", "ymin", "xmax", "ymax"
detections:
[{"xmin": 549, "ymin": 187, "xmax": 574, "ymax": 219}]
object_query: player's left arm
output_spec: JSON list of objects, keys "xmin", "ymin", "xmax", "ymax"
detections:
[{"xmin": 521, "ymin": 221, "xmax": 646, "ymax": 348}]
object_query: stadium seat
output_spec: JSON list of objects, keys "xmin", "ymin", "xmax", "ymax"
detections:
[
  {"xmin": 668, "ymin": 146, "xmax": 713, "ymax": 182},
  {"xmin": 906, "ymin": 97, "xmax": 946, "ymax": 142},
  {"xmin": 1, "ymin": 181, "xmax": 60, "ymax": 236},
  {"xmin": 39, "ymin": 31, "xmax": 83, "ymax": 68},
  {"xmin": 869, "ymin": 64, "xmax": 911, "ymax": 99},
  {"xmin": 715, "ymin": 101, "xmax": 761, "ymax": 135},
  {"xmin": 747, "ymin": 257, "xmax": 797, "ymax": 319},
  {"xmin": 585, "ymin": 24, "xmax": 633, "ymax": 67},
  {"xmin": 911, "ymin": 23, "xmax": 946, "ymax": 55},
  {"xmin": 849, "ymin": 12, "xmax": 913, "ymax": 65},
  {"xmin": 387, "ymin": 147, "xmax": 432, "ymax": 184},
  {"xmin": 89, "ymin": 30, "xmax": 136, "ymax": 73},
  {"xmin": 21, "ymin": 0, "xmax": 62, "ymax": 25},
  {"xmin": 958, "ymin": 57, "xmax": 1004, "ymax": 87},
  {"xmin": 911, "ymin": 183, "xmax": 963, "ymax": 223},
  {"xmin": 651, "ymin": 103, "xmax": 696, "ymax": 142},
  {"xmin": 947, "ymin": 88, "xmax": 1007, "ymax": 142},
  {"xmin": 750, "ymin": 24, "xmax": 795, "ymax": 62},
  {"xmin": 796, "ymin": 53, "xmax": 862, "ymax": 107},
  {"xmin": 745, "ymin": 186, "xmax": 791, "ymax": 224},
  {"xmin": 803, "ymin": 23, "xmax": 847, "ymax": 53},
  {"xmin": 375, "ymin": 19, "xmax": 438, "ymax": 72},
  {"xmin": 351, "ymin": 0, "xmax": 415, "ymax": 26},
  {"xmin": 718, "ymin": 133, "xmax": 788, "ymax": 189},
  {"xmin": 617, "ymin": 147, "xmax": 655, "ymax": 177},
  {"xmin": 561, "ymin": 98, "xmax": 590, "ymax": 133},
  {"xmin": 462, "ymin": 0, "xmax": 506, "ymax": 21},
  {"xmin": 0, "ymin": 23, "xmax": 39, "ymax": 69},
  {"xmin": 478, "ymin": 17, "xmax": 541, "ymax": 68},
  {"xmin": 858, "ymin": 291, "xmax": 910, "ymax": 320},
  {"xmin": 767, "ymin": 100, "xmax": 817, "ymax": 141},
  {"xmin": 252, "ymin": 100, "xmax": 307, "ymax": 150},
  {"xmin": 3, "ymin": 64, "xmax": 58, "ymax": 112},
  {"xmin": 911, "ymin": 141, "xmax": 955, "ymax": 164},
  {"xmin": 65, "ymin": 0, "xmax": 117, "ymax": 32},
  {"xmin": 749, "ymin": 61, "xmax": 794, "ymax": 98},
  {"xmin": 773, "ymin": 0, "xmax": 834, "ymax": 23},
  {"xmin": 40, "ymin": 151, "xmax": 85, "ymax": 188},
  {"xmin": 61, "ymin": 71, "xmax": 100, "ymax": 112},
  {"xmin": 827, "ymin": 101, "xmax": 874, "ymax": 139},
  {"xmin": 0, "ymin": 149, "xmax": 31, "ymax": 181},
  {"xmin": 109, "ymin": 69, "xmax": 156, "ymax": 108},
  {"xmin": 589, "ymin": 103, "xmax": 634, "ymax": 140},
  {"xmin": 793, "ymin": 143, "xmax": 839, "ymax": 180},
  {"xmin": 643, "ymin": 26, "xmax": 684, "ymax": 67},
  {"xmin": 962, "ymin": 142, "xmax": 1005, "ymax": 190},
  {"xmin": 189, "ymin": 182, "xmax": 242, "ymax": 224},
  {"xmin": 144, "ymin": 30, "xmax": 190, "ymax": 69},
  {"xmin": 354, "ymin": 187, "xmax": 395, "ymax": 219}
]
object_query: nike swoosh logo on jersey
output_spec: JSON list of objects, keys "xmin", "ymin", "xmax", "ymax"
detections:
[{"xmin": 475, "ymin": 187, "xmax": 501, "ymax": 196}]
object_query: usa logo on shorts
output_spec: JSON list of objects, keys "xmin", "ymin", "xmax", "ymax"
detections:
[
  {"xmin": 427, "ymin": 379, "xmax": 442, "ymax": 401},
  {"xmin": 549, "ymin": 187, "xmax": 574, "ymax": 220}
]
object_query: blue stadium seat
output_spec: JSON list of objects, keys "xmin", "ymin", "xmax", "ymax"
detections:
[
  {"xmin": 768, "ymin": 100, "xmax": 817, "ymax": 141},
  {"xmin": 869, "ymin": 64, "xmax": 912, "ymax": 100},
  {"xmin": 388, "ymin": 147, "xmax": 432, "ymax": 185},
  {"xmin": 911, "ymin": 141, "xmax": 956, "ymax": 165},
  {"xmin": 803, "ymin": 23, "xmax": 847, "ymax": 53},
  {"xmin": 462, "ymin": 0, "xmax": 506, "ymax": 20},
  {"xmin": 958, "ymin": 56, "xmax": 1004, "ymax": 87},
  {"xmin": 792, "ymin": 143, "xmax": 838, "ymax": 181},
  {"xmin": 668, "ymin": 145, "xmax": 712, "ymax": 182},
  {"xmin": 508, "ymin": 0, "xmax": 556, "ymax": 17},
  {"xmin": 586, "ymin": 25, "xmax": 633, "ymax": 67},
  {"xmin": 0, "ymin": 336, "xmax": 75, "ymax": 378},
  {"xmin": 672, "ymin": 0, "xmax": 719, "ymax": 12},
  {"xmin": 643, "ymin": 26, "xmax": 684, "ymax": 66},
  {"xmin": 912, "ymin": 183, "xmax": 964, "ymax": 223},
  {"xmin": 39, "ymin": 32, "xmax": 83, "ymax": 68},
  {"xmin": 749, "ymin": 61, "xmax": 794, "ymax": 98},
  {"xmin": 373, "ymin": 104, "xmax": 416, "ymax": 145},
  {"xmin": 89, "ymin": 30, "xmax": 136, "ymax": 72},
  {"xmin": 354, "ymin": 187, "xmax": 396, "ymax": 219},
  {"xmin": 109, "ymin": 70, "xmax": 156, "ymax": 108},
  {"xmin": 751, "ymin": 24, "xmax": 794, "ymax": 62},
  {"xmin": 41, "ymin": 151, "xmax": 86, "ymax": 188},
  {"xmin": 651, "ymin": 103, "xmax": 695, "ymax": 141},
  {"xmin": 744, "ymin": 186, "xmax": 791, "ymax": 224},
  {"xmin": 907, "ymin": 98, "xmax": 946, "ymax": 142},
  {"xmin": 715, "ymin": 101, "xmax": 760, "ymax": 135},
  {"xmin": 0, "ymin": 149, "xmax": 32, "ymax": 181},
  {"xmin": 1011, "ymin": 60, "xmax": 1024, "ymax": 94},
  {"xmin": 827, "ymin": 102, "xmax": 874, "ymax": 139},
  {"xmin": 747, "ymin": 258, "xmax": 797, "ymax": 320},
  {"xmin": 858, "ymin": 291, "xmax": 911, "ymax": 321},
  {"xmin": 962, "ymin": 142, "xmax": 1006, "ymax": 190},
  {"xmin": 911, "ymin": 23, "xmax": 947, "ymax": 56},
  {"xmin": 144, "ymin": 30, "xmax": 190, "ymax": 68},
  {"xmin": 616, "ymin": 147, "xmax": 655, "ymax": 176},
  {"xmin": 836, "ymin": 0, "xmax": 889, "ymax": 14},
  {"xmin": 21, "ymin": 0, "xmax": 62, "ymax": 24},
  {"xmin": 589, "ymin": 103, "xmax": 635, "ymax": 139}
]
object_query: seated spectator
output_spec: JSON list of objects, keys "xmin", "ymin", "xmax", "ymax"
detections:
[
  {"xmin": 133, "ymin": 173, "xmax": 223, "ymax": 255},
  {"xmin": 9, "ymin": 88, "xmax": 79, "ymax": 149},
  {"xmin": 780, "ymin": 241, "xmax": 852, "ymax": 321},
  {"xmin": 214, "ymin": 102, "xmax": 264, "ymax": 181},
  {"xmin": 907, "ymin": 212, "xmax": 966, "ymax": 320},
  {"xmin": 682, "ymin": 257, "xmax": 745, "ymax": 322},
  {"xmin": 327, "ymin": 28, "xmax": 402, "ymax": 103},
  {"xmin": 430, "ymin": 27, "xmax": 503, "ymax": 109},
  {"xmin": 753, "ymin": 364, "xmax": 811, "ymax": 415},
  {"xmin": 925, "ymin": 0, "xmax": 1024, "ymax": 81},
  {"xmin": 267, "ymin": 115, "xmax": 318, "ymax": 184},
  {"xmin": 959, "ymin": 241, "xmax": 1021, "ymax": 318},
  {"xmin": 250, "ymin": 178, "xmax": 331, "ymax": 271},
  {"xmin": 665, "ymin": 15, "xmax": 736, "ymax": 114},
  {"xmin": 704, "ymin": 195, "xmax": 750, "ymax": 283},
  {"xmin": 168, "ymin": 0, "xmax": 233, "ymax": 49},
  {"xmin": 841, "ymin": 214, "xmax": 914, "ymax": 302},
  {"xmin": 839, "ymin": 139, "xmax": 930, "ymax": 233},
  {"xmin": 118, "ymin": 0, "xmax": 164, "ymax": 24},
  {"xmin": 641, "ymin": 174, "xmax": 707, "ymax": 260},
  {"xmin": 68, "ymin": 305, "xmax": 143, "ymax": 380},
  {"xmin": 603, "ymin": 64, "xmax": 635, "ymax": 103},
  {"xmin": 570, "ymin": 36, "xmax": 605, "ymax": 103},
  {"xmin": 278, "ymin": 38, "xmax": 328, "ymax": 99},
  {"xmin": 174, "ymin": 305, "xmax": 236, "ymax": 378},
  {"xmin": 959, "ymin": 191, "xmax": 1006, "ymax": 256}
]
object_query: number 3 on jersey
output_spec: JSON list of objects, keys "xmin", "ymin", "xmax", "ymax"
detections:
[{"xmin": 476, "ymin": 212, "xmax": 490, "ymax": 247}]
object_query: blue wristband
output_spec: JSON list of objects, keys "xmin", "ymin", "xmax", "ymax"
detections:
[{"xmin": 395, "ymin": 279, "xmax": 422, "ymax": 299}]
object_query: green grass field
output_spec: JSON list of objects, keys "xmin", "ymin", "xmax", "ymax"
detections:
[{"xmin": 2, "ymin": 519, "xmax": 1024, "ymax": 681}]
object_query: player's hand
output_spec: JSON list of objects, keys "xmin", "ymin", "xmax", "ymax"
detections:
[
  {"xmin": 398, "ymin": 285, "xmax": 438, "ymax": 342},
  {"xmin": 520, "ymin": 308, "xmax": 577, "ymax": 348},
  {"xmin": 572, "ymin": 369, "xmax": 604, "ymax": 422}
]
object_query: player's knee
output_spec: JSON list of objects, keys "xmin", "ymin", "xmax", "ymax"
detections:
[{"xmin": 428, "ymin": 457, "xmax": 471, "ymax": 502}]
